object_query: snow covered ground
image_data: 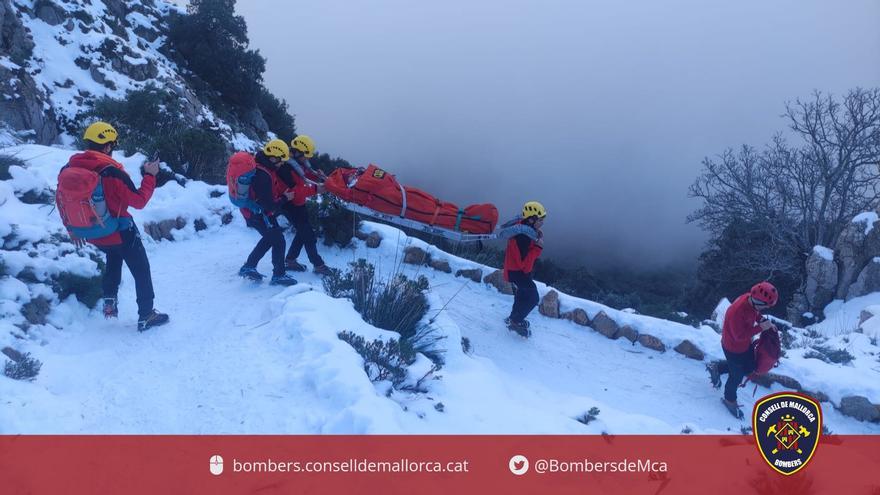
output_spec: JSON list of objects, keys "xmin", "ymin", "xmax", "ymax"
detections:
[{"xmin": 2, "ymin": 144, "xmax": 880, "ymax": 434}]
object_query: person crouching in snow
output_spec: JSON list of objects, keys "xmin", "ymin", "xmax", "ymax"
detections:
[
  {"xmin": 706, "ymin": 282, "xmax": 778, "ymax": 419},
  {"xmin": 57, "ymin": 121, "xmax": 169, "ymax": 332},
  {"xmin": 277, "ymin": 134, "xmax": 334, "ymax": 276},
  {"xmin": 501, "ymin": 201, "xmax": 546, "ymax": 337},
  {"xmin": 236, "ymin": 139, "xmax": 298, "ymax": 286}
]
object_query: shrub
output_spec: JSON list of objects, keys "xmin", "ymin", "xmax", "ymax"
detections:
[
  {"xmin": 681, "ymin": 425, "xmax": 694, "ymax": 434},
  {"xmin": 83, "ymin": 85, "xmax": 229, "ymax": 183},
  {"xmin": 307, "ymin": 194, "xmax": 357, "ymax": 248},
  {"xmin": 323, "ymin": 259, "xmax": 429, "ymax": 337},
  {"xmin": 0, "ymin": 153, "xmax": 26, "ymax": 181},
  {"xmin": 4, "ymin": 353, "xmax": 42, "ymax": 381},
  {"xmin": 803, "ymin": 345, "xmax": 855, "ymax": 365},
  {"xmin": 576, "ymin": 407, "xmax": 601, "ymax": 425},
  {"xmin": 325, "ymin": 260, "xmax": 444, "ymax": 364},
  {"xmin": 52, "ymin": 272, "xmax": 102, "ymax": 308},
  {"xmin": 338, "ymin": 331, "xmax": 413, "ymax": 387}
]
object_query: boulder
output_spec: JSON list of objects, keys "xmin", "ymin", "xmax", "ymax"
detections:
[
  {"xmin": 480, "ymin": 269, "xmax": 511, "ymax": 293},
  {"xmin": 1, "ymin": 346, "xmax": 23, "ymax": 363},
  {"xmin": 365, "ymin": 232, "xmax": 382, "ymax": 249},
  {"xmin": 804, "ymin": 246, "xmax": 838, "ymax": 314},
  {"xmin": 834, "ymin": 216, "xmax": 880, "ymax": 299},
  {"xmin": 403, "ymin": 246, "xmax": 428, "ymax": 265},
  {"xmin": 748, "ymin": 373, "xmax": 802, "ymax": 391},
  {"xmin": 617, "ymin": 325, "xmax": 639, "ymax": 343},
  {"xmin": 36, "ymin": 0, "xmax": 64, "ymax": 25},
  {"xmin": 673, "ymin": 340, "xmax": 704, "ymax": 361},
  {"xmin": 591, "ymin": 311, "xmax": 620, "ymax": 339},
  {"xmin": 637, "ymin": 334, "xmax": 666, "ymax": 352},
  {"xmin": 859, "ymin": 308, "xmax": 878, "ymax": 326},
  {"xmin": 538, "ymin": 290, "xmax": 560, "ymax": 318},
  {"xmin": 847, "ymin": 258, "xmax": 880, "ymax": 300},
  {"xmin": 144, "ymin": 217, "xmax": 187, "ymax": 241},
  {"xmin": 564, "ymin": 308, "xmax": 590, "ymax": 327},
  {"xmin": 785, "ymin": 291, "xmax": 810, "ymax": 328},
  {"xmin": 429, "ymin": 258, "xmax": 452, "ymax": 274},
  {"xmin": 837, "ymin": 396, "xmax": 880, "ymax": 423}
]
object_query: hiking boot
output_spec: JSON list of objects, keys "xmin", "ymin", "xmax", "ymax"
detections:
[
  {"xmin": 506, "ymin": 318, "xmax": 531, "ymax": 338},
  {"xmin": 706, "ymin": 362, "xmax": 722, "ymax": 389},
  {"xmin": 721, "ymin": 398, "xmax": 744, "ymax": 420},
  {"xmin": 313, "ymin": 264, "xmax": 334, "ymax": 276},
  {"xmin": 239, "ymin": 265, "xmax": 264, "ymax": 281},
  {"xmin": 102, "ymin": 297, "xmax": 118, "ymax": 319},
  {"xmin": 138, "ymin": 310, "xmax": 169, "ymax": 332},
  {"xmin": 270, "ymin": 273, "xmax": 298, "ymax": 286},
  {"xmin": 285, "ymin": 259, "xmax": 307, "ymax": 272}
]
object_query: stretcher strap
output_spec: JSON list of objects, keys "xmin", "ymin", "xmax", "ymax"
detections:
[
  {"xmin": 398, "ymin": 181, "xmax": 407, "ymax": 217},
  {"xmin": 454, "ymin": 209, "xmax": 465, "ymax": 232},
  {"xmin": 429, "ymin": 202, "xmax": 442, "ymax": 226}
]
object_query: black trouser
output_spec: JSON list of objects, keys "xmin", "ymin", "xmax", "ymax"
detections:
[
  {"xmin": 282, "ymin": 204, "xmax": 324, "ymax": 267},
  {"xmin": 508, "ymin": 270, "xmax": 539, "ymax": 323},
  {"xmin": 718, "ymin": 346, "xmax": 757, "ymax": 402},
  {"xmin": 99, "ymin": 227, "xmax": 154, "ymax": 319},
  {"xmin": 245, "ymin": 214, "xmax": 285, "ymax": 276}
]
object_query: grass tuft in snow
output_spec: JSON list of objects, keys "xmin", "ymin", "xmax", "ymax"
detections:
[
  {"xmin": 4, "ymin": 353, "xmax": 42, "ymax": 381},
  {"xmin": 575, "ymin": 407, "xmax": 601, "ymax": 425},
  {"xmin": 461, "ymin": 337, "xmax": 472, "ymax": 355}
]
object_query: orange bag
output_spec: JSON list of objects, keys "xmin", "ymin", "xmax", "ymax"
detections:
[{"xmin": 325, "ymin": 165, "xmax": 498, "ymax": 234}]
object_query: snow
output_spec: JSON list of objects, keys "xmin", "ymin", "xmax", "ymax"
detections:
[
  {"xmin": 2, "ymin": 143, "xmax": 880, "ymax": 435},
  {"xmin": 813, "ymin": 245, "xmax": 834, "ymax": 261},
  {"xmin": 852, "ymin": 211, "xmax": 879, "ymax": 235}
]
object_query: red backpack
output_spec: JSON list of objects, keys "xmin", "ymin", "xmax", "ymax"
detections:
[
  {"xmin": 752, "ymin": 328, "xmax": 781, "ymax": 374},
  {"xmin": 226, "ymin": 152, "xmax": 263, "ymax": 213},
  {"xmin": 56, "ymin": 165, "xmax": 120, "ymax": 239}
]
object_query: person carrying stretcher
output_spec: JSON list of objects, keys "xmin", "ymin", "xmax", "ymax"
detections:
[{"xmin": 500, "ymin": 201, "xmax": 547, "ymax": 337}]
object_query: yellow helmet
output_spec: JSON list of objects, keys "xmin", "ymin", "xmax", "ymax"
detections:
[
  {"xmin": 291, "ymin": 135, "xmax": 316, "ymax": 158},
  {"xmin": 522, "ymin": 201, "xmax": 547, "ymax": 219},
  {"xmin": 83, "ymin": 121, "xmax": 118, "ymax": 145},
  {"xmin": 263, "ymin": 139, "xmax": 290, "ymax": 161}
]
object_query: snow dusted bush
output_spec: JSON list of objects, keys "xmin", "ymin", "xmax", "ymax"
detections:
[
  {"xmin": 325, "ymin": 259, "xmax": 445, "ymax": 364},
  {"xmin": 803, "ymin": 345, "xmax": 855, "ymax": 365},
  {"xmin": 52, "ymin": 271, "xmax": 103, "ymax": 309},
  {"xmin": 306, "ymin": 194, "xmax": 357, "ymax": 248},
  {"xmin": 337, "ymin": 331, "xmax": 413, "ymax": 388},
  {"xmin": 4, "ymin": 352, "xmax": 42, "ymax": 381}
]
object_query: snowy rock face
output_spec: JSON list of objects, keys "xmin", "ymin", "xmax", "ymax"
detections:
[
  {"xmin": 0, "ymin": 0, "xmax": 264, "ymax": 149},
  {"xmin": 846, "ymin": 259, "xmax": 880, "ymax": 301},
  {"xmin": 803, "ymin": 247, "xmax": 838, "ymax": 315},
  {"xmin": 834, "ymin": 215, "xmax": 880, "ymax": 299}
]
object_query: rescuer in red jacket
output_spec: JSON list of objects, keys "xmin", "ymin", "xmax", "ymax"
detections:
[
  {"xmin": 707, "ymin": 282, "xmax": 779, "ymax": 418},
  {"xmin": 276, "ymin": 135, "xmax": 333, "ymax": 276},
  {"xmin": 62, "ymin": 122, "xmax": 169, "ymax": 332},
  {"xmin": 501, "ymin": 201, "xmax": 546, "ymax": 337}
]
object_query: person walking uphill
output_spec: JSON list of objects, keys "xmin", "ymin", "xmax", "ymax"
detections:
[
  {"xmin": 706, "ymin": 282, "xmax": 779, "ymax": 419},
  {"xmin": 278, "ymin": 135, "xmax": 333, "ymax": 276},
  {"xmin": 501, "ymin": 201, "xmax": 546, "ymax": 338},
  {"xmin": 56, "ymin": 121, "xmax": 169, "ymax": 332},
  {"xmin": 228, "ymin": 139, "xmax": 298, "ymax": 286}
]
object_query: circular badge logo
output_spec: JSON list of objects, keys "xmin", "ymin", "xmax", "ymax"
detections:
[{"xmin": 753, "ymin": 392, "xmax": 822, "ymax": 475}]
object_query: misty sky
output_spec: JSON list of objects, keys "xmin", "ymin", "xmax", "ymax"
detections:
[{"xmin": 237, "ymin": 0, "xmax": 880, "ymax": 269}]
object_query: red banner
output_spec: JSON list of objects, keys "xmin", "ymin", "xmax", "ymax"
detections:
[{"xmin": 0, "ymin": 435, "xmax": 878, "ymax": 494}]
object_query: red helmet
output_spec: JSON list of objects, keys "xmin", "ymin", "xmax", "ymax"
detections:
[{"xmin": 750, "ymin": 282, "xmax": 778, "ymax": 307}]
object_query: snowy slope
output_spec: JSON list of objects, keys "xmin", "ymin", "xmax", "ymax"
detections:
[{"xmin": 2, "ymin": 144, "xmax": 880, "ymax": 434}]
